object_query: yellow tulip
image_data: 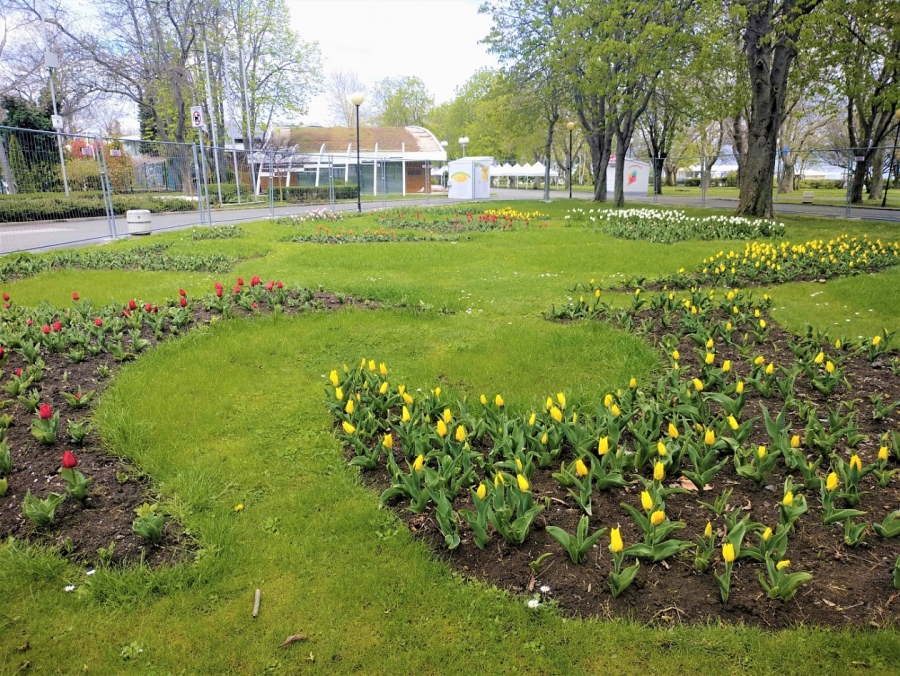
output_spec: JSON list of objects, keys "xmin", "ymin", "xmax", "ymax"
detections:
[
  {"xmin": 401, "ymin": 406, "xmax": 411, "ymax": 423},
  {"xmin": 849, "ymin": 454, "xmax": 862, "ymax": 471},
  {"xmin": 706, "ymin": 338, "xmax": 714, "ymax": 348},
  {"xmin": 610, "ymin": 404, "xmax": 621, "ymax": 417},
  {"xmin": 515, "ymin": 458, "xmax": 523, "ymax": 472},
  {"xmin": 722, "ymin": 542, "xmax": 735, "ymax": 563},
  {"xmin": 517, "ymin": 474, "xmax": 530, "ymax": 492},
  {"xmin": 382, "ymin": 433, "xmax": 393, "ymax": 449},
  {"xmin": 782, "ymin": 491, "xmax": 794, "ymax": 507},
  {"xmin": 704, "ymin": 428, "xmax": 715, "ymax": 446},
  {"xmin": 345, "ymin": 399, "xmax": 355, "ymax": 414},
  {"xmin": 762, "ymin": 526, "xmax": 772, "ymax": 541},
  {"xmin": 726, "ymin": 322, "xmax": 733, "ymax": 331},
  {"xmin": 754, "ymin": 355, "xmax": 765, "ymax": 366},
  {"xmin": 341, "ymin": 421, "xmax": 356, "ymax": 434},
  {"xmin": 528, "ymin": 412, "xmax": 536, "ymax": 426},
  {"xmin": 657, "ymin": 440, "xmax": 668, "ymax": 456},
  {"xmin": 598, "ymin": 437, "xmax": 609, "ymax": 456},
  {"xmin": 402, "ymin": 392, "xmax": 413, "ymax": 405},
  {"xmin": 494, "ymin": 473, "xmax": 505, "ymax": 487},
  {"xmin": 873, "ymin": 335, "xmax": 882, "ymax": 346},
  {"xmin": 704, "ymin": 522, "xmax": 713, "ymax": 538},
  {"xmin": 722, "ymin": 360, "xmax": 731, "ymax": 373},
  {"xmin": 757, "ymin": 445, "xmax": 767, "ymax": 459},
  {"xmin": 480, "ymin": 394, "xmax": 487, "ymax": 405},
  {"xmin": 436, "ymin": 419, "xmax": 447, "ymax": 437},
  {"xmin": 610, "ymin": 527, "xmax": 623, "ymax": 554},
  {"xmin": 776, "ymin": 559, "xmax": 791, "ymax": 571},
  {"xmin": 692, "ymin": 378, "xmax": 704, "ymax": 392},
  {"xmin": 335, "ymin": 386, "xmax": 344, "ymax": 401},
  {"xmin": 442, "ymin": 408, "xmax": 453, "ymax": 424},
  {"xmin": 728, "ymin": 415, "xmax": 739, "ymax": 431},
  {"xmin": 879, "ymin": 446, "xmax": 889, "ymax": 462},
  {"xmin": 379, "ymin": 381, "xmax": 389, "ymax": 395},
  {"xmin": 550, "ymin": 406, "xmax": 563, "ymax": 423},
  {"xmin": 495, "ymin": 394, "xmax": 504, "ymax": 407},
  {"xmin": 575, "ymin": 458, "xmax": 589, "ymax": 477},
  {"xmin": 329, "ymin": 370, "xmax": 339, "ymax": 387},
  {"xmin": 413, "ymin": 454, "xmax": 424, "ymax": 471},
  {"xmin": 571, "ymin": 412, "xmax": 578, "ymax": 424},
  {"xmin": 546, "ymin": 396, "xmax": 553, "ymax": 410},
  {"xmin": 629, "ymin": 377, "xmax": 637, "ymax": 389},
  {"xmin": 759, "ymin": 319, "xmax": 766, "ymax": 329},
  {"xmin": 825, "ymin": 361, "xmax": 835, "ymax": 374},
  {"xmin": 826, "ymin": 472, "xmax": 839, "ymax": 492},
  {"xmin": 790, "ymin": 434, "xmax": 801, "ymax": 448},
  {"xmin": 653, "ymin": 462, "xmax": 665, "ymax": 481},
  {"xmin": 476, "ymin": 483, "xmax": 487, "ymax": 500},
  {"xmin": 705, "ymin": 353, "xmax": 715, "ymax": 365},
  {"xmin": 668, "ymin": 423, "xmax": 679, "ymax": 439},
  {"xmin": 765, "ymin": 362, "xmax": 774, "ymax": 376},
  {"xmin": 672, "ymin": 350, "xmax": 680, "ymax": 361},
  {"xmin": 434, "ymin": 387, "xmax": 441, "ymax": 397},
  {"xmin": 650, "ymin": 510, "xmax": 665, "ymax": 526},
  {"xmin": 540, "ymin": 432, "xmax": 549, "ymax": 445},
  {"xmin": 814, "ymin": 351, "xmax": 824, "ymax": 365},
  {"xmin": 379, "ymin": 362, "xmax": 388, "ymax": 375},
  {"xmin": 557, "ymin": 392, "xmax": 566, "ymax": 409},
  {"xmin": 368, "ymin": 360, "xmax": 376, "ymax": 372},
  {"xmin": 604, "ymin": 393, "xmax": 614, "ymax": 407},
  {"xmin": 641, "ymin": 490, "xmax": 653, "ymax": 511},
  {"xmin": 835, "ymin": 339, "xmax": 842, "ymax": 349},
  {"xmin": 455, "ymin": 425, "xmax": 466, "ymax": 443},
  {"xmin": 754, "ymin": 309, "xmax": 760, "ymax": 318},
  {"xmin": 735, "ymin": 381, "xmax": 744, "ymax": 394}
]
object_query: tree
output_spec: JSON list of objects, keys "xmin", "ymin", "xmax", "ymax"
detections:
[
  {"xmin": 369, "ymin": 76, "xmax": 434, "ymax": 127},
  {"xmin": 325, "ymin": 70, "xmax": 366, "ymax": 126},
  {"xmin": 734, "ymin": 0, "xmax": 820, "ymax": 218}
]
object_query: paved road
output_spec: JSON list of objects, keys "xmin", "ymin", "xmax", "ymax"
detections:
[{"xmin": 3, "ymin": 189, "xmax": 899, "ymax": 255}]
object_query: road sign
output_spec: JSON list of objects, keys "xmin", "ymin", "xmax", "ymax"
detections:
[
  {"xmin": 51, "ymin": 114, "xmax": 63, "ymax": 130},
  {"xmin": 190, "ymin": 106, "xmax": 205, "ymax": 128}
]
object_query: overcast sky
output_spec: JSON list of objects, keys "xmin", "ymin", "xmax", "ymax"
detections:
[{"xmin": 287, "ymin": 0, "xmax": 499, "ymax": 124}]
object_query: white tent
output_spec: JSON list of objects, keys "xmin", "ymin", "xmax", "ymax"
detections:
[{"xmin": 489, "ymin": 161, "xmax": 560, "ymax": 187}]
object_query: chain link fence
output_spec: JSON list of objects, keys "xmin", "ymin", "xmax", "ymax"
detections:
[{"xmin": 0, "ymin": 126, "xmax": 446, "ymax": 254}]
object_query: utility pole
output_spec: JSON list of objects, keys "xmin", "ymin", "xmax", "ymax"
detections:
[{"xmin": 203, "ymin": 41, "xmax": 223, "ymax": 204}]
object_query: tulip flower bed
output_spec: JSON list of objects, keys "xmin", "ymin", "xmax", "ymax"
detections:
[
  {"xmin": 565, "ymin": 207, "xmax": 785, "ymax": 243},
  {"xmin": 0, "ymin": 243, "xmax": 236, "ymax": 283},
  {"xmin": 188, "ymin": 225, "xmax": 244, "ymax": 240},
  {"xmin": 288, "ymin": 229, "xmax": 461, "ymax": 245},
  {"xmin": 0, "ymin": 278, "xmax": 369, "ymax": 565},
  {"xmin": 611, "ymin": 234, "xmax": 900, "ymax": 289},
  {"xmin": 328, "ymin": 288, "xmax": 900, "ymax": 627},
  {"xmin": 372, "ymin": 206, "xmax": 548, "ymax": 232}
]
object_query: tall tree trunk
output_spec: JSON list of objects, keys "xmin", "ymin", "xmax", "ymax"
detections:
[
  {"xmin": 543, "ymin": 113, "xmax": 558, "ymax": 201},
  {"xmin": 778, "ymin": 153, "xmax": 796, "ymax": 193},
  {"xmin": 869, "ymin": 147, "xmax": 885, "ymax": 200},
  {"xmin": 731, "ymin": 116, "xmax": 747, "ymax": 189},
  {"xmin": 736, "ymin": 1, "xmax": 807, "ymax": 219}
]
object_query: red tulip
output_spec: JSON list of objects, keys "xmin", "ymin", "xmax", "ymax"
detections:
[
  {"xmin": 237, "ymin": 277, "xmax": 244, "ymax": 286},
  {"xmin": 3, "ymin": 303, "xmax": 9, "ymax": 309},
  {"xmin": 233, "ymin": 285, "xmax": 241, "ymax": 294},
  {"xmin": 72, "ymin": 292, "xmax": 80, "ymax": 301},
  {"xmin": 250, "ymin": 275, "xmax": 261, "ymax": 286},
  {"xmin": 152, "ymin": 305, "xmax": 158, "ymax": 313},
  {"xmin": 214, "ymin": 282, "xmax": 223, "ymax": 290},
  {"xmin": 26, "ymin": 318, "xmax": 33, "ymax": 326},
  {"xmin": 62, "ymin": 450, "xmax": 77, "ymax": 469},
  {"xmin": 266, "ymin": 280, "xmax": 274, "ymax": 291},
  {"xmin": 128, "ymin": 299, "xmax": 137, "ymax": 311},
  {"xmin": 0, "ymin": 346, "xmax": 4, "ymax": 358},
  {"xmin": 15, "ymin": 368, "xmax": 22, "ymax": 376},
  {"xmin": 144, "ymin": 303, "xmax": 152, "ymax": 312},
  {"xmin": 42, "ymin": 324, "xmax": 51, "ymax": 334},
  {"xmin": 216, "ymin": 287, "xmax": 223, "ymax": 297},
  {"xmin": 123, "ymin": 309, "xmax": 131, "ymax": 318},
  {"xmin": 179, "ymin": 288, "xmax": 186, "ymax": 297},
  {"xmin": 1, "ymin": 293, "xmax": 8, "ymax": 301},
  {"xmin": 94, "ymin": 317, "xmax": 103, "ymax": 327},
  {"xmin": 252, "ymin": 301, "xmax": 258, "ymax": 309},
  {"xmin": 276, "ymin": 281, "xmax": 283, "ymax": 289},
  {"xmin": 39, "ymin": 403, "xmax": 52, "ymax": 419},
  {"xmin": 52, "ymin": 321, "xmax": 62, "ymax": 332},
  {"xmin": 179, "ymin": 297, "xmax": 187, "ymax": 307}
]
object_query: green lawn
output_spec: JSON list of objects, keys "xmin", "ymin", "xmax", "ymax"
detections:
[{"xmin": 2, "ymin": 202, "xmax": 900, "ymax": 674}]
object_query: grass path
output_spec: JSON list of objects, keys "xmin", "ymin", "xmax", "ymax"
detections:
[{"xmin": 2, "ymin": 202, "xmax": 900, "ymax": 674}]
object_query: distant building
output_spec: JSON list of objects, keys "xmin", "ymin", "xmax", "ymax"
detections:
[{"xmin": 248, "ymin": 125, "xmax": 448, "ymax": 196}]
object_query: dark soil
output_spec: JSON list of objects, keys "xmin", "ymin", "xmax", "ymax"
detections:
[
  {"xmin": 0, "ymin": 289, "xmax": 367, "ymax": 568},
  {"xmin": 361, "ymin": 314, "xmax": 900, "ymax": 629}
]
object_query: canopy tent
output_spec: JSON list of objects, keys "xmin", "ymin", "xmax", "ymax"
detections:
[{"xmin": 490, "ymin": 160, "xmax": 560, "ymax": 187}]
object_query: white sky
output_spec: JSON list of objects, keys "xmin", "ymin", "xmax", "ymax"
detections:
[{"xmin": 286, "ymin": 0, "xmax": 498, "ymax": 124}]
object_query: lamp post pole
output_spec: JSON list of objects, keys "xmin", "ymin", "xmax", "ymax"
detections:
[
  {"xmin": 351, "ymin": 93, "xmax": 365, "ymax": 212},
  {"xmin": 882, "ymin": 110, "xmax": 900, "ymax": 208},
  {"xmin": 459, "ymin": 136, "xmax": 469, "ymax": 157},
  {"xmin": 566, "ymin": 121, "xmax": 575, "ymax": 199},
  {"xmin": 441, "ymin": 140, "xmax": 448, "ymax": 187}
]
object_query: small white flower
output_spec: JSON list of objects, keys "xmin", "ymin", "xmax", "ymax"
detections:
[
  {"xmin": 540, "ymin": 585, "xmax": 551, "ymax": 593},
  {"xmin": 64, "ymin": 585, "xmax": 76, "ymax": 592},
  {"xmin": 527, "ymin": 599, "xmax": 541, "ymax": 609}
]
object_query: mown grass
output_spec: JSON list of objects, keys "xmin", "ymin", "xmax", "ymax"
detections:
[{"xmin": 2, "ymin": 200, "xmax": 900, "ymax": 674}]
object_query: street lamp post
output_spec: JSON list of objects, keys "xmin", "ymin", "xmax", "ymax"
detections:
[
  {"xmin": 458, "ymin": 136, "xmax": 469, "ymax": 157},
  {"xmin": 440, "ymin": 140, "xmax": 448, "ymax": 187},
  {"xmin": 351, "ymin": 92, "xmax": 365, "ymax": 212},
  {"xmin": 882, "ymin": 110, "xmax": 900, "ymax": 208},
  {"xmin": 566, "ymin": 121, "xmax": 576, "ymax": 199}
]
